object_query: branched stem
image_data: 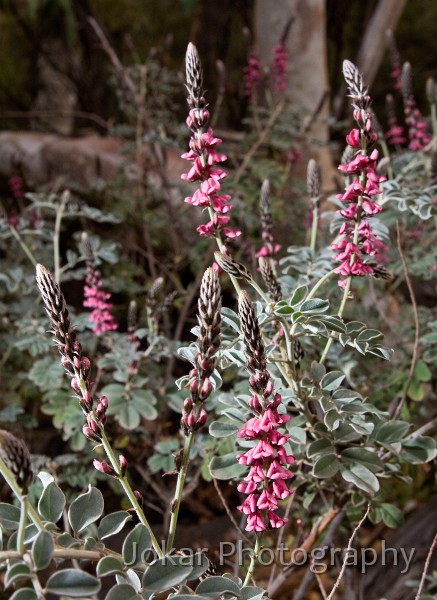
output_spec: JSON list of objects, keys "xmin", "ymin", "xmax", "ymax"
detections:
[
  {"xmin": 166, "ymin": 432, "xmax": 194, "ymax": 552},
  {"xmin": 9, "ymin": 224, "xmax": 37, "ymax": 267}
]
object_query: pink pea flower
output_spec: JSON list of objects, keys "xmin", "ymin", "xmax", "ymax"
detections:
[
  {"xmin": 272, "ymin": 43, "xmax": 288, "ymax": 92},
  {"xmin": 332, "ymin": 61, "xmax": 388, "ymax": 287},
  {"xmin": 83, "ymin": 264, "xmax": 117, "ymax": 336},
  {"xmin": 244, "ymin": 50, "xmax": 262, "ymax": 103},
  {"xmin": 236, "ymin": 292, "xmax": 294, "ymax": 532},
  {"xmin": 182, "ymin": 44, "xmax": 241, "ymax": 240}
]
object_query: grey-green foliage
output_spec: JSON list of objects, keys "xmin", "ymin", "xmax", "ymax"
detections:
[{"xmin": 0, "ymin": 476, "xmax": 229, "ymax": 599}]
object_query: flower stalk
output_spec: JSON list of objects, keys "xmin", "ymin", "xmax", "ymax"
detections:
[
  {"xmin": 167, "ymin": 267, "xmax": 222, "ymax": 551},
  {"xmin": 35, "ymin": 264, "xmax": 163, "ymax": 557}
]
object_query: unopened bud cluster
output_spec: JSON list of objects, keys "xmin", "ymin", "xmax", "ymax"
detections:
[
  {"xmin": 181, "ymin": 268, "xmax": 221, "ymax": 434},
  {"xmin": 0, "ymin": 430, "xmax": 33, "ymax": 493},
  {"xmin": 256, "ymin": 180, "xmax": 281, "ymax": 259},
  {"xmin": 36, "ymin": 265, "xmax": 118, "ymax": 472}
]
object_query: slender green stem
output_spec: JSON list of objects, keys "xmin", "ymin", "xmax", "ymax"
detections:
[
  {"xmin": 306, "ymin": 268, "xmax": 337, "ymax": 302},
  {"xmin": 249, "ymin": 278, "xmax": 273, "ymax": 306},
  {"xmin": 166, "ymin": 432, "xmax": 195, "ymax": 552},
  {"xmin": 17, "ymin": 496, "xmax": 28, "ymax": 555},
  {"xmin": 378, "ymin": 138, "xmax": 394, "ymax": 180},
  {"xmin": 28, "ymin": 566, "xmax": 45, "ymax": 600},
  {"xmin": 73, "ymin": 370, "xmax": 162, "ymax": 555},
  {"xmin": 53, "ymin": 192, "xmax": 68, "ymax": 284},
  {"xmin": 310, "ymin": 205, "xmax": 319, "ymax": 252},
  {"xmin": 243, "ymin": 535, "xmax": 262, "ymax": 587},
  {"xmin": 97, "ymin": 425, "xmax": 164, "ymax": 558},
  {"xmin": 0, "ymin": 456, "xmax": 45, "ymax": 531},
  {"xmin": 9, "ymin": 225, "xmax": 37, "ymax": 267},
  {"xmin": 319, "ymin": 274, "xmax": 352, "ymax": 365}
]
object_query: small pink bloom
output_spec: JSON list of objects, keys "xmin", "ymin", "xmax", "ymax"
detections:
[
  {"xmin": 268, "ymin": 511, "xmax": 287, "ymax": 529},
  {"xmin": 346, "ymin": 129, "xmax": 361, "ymax": 147},
  {"xmin": 246, "ymin": 512, "xmax": 266, "ymax": 532},
  {"xmin": 257, "ymin": 489, "xmax": 278, "ymax": 511},
  {"xmin": 237, "ymin": 493, "xmax": 258, "ymax": 515}
]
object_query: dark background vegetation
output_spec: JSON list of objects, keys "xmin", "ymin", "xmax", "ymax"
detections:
[{"xmin": 1, "ymin": 0, "xmax": 437, "ymax": 134}]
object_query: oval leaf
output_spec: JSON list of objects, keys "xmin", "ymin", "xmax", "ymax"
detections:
[
  {"xmin": 313, "ymin": 455, "xmax": 340, "ymax": 479},
  {"xmin": 32, "ymin": 531, "xmax": 54, "ymax": 571},
  {"xmin": 341, "ymin": 448, "xmax": 383, "ymax": 473},
  {"xmin": 340, "ymin": 464, "xmax": 379, "ymax": 494},
  {"xmin": 289, "ymin": 285, "xmax": 308, "ymax": 306},
  {"xmin": 38, "ymin": 481, "xmax": 65, "ymax": 523},
  {"xmin": 122, "ymin": 523, "xmax": 152, "ymax": 568},
  {"xmin": 10, "ymin": 590, "xmax": 38, "ymax": 600},
  {"xmin": 68, "ymin": 486, "xmax": 104, "ymax": 534},
  {"xmin": 98, "ymin": 511, "xmax": 132, "ymax": 541},
  {"xmin": 96, "ymin": 556, "xmax": 125, "ymax": 578},
  {"xmin": 209, "ymin": 454, "xmax": 246, "ymax": 480},
  {"xmin": 320, "ymin": 371, "xmax": 345, "ymax": 392},
  {"xmin": 300, "ymin": 298, "xmax": 329, "ymax": 313},
  {"xmin": 0, "ymin": 503, "xmax": 21, "ymax": 530},
  {"xmin": 196, "ymin": 575, "xmax": 241, "ymax": 596},
  {"xmin": 5, "ymin": 562, "xmax": 31, "ymax": 588},
  {"xmin": 142, "ymin": 556, "xmax": 193, "ymax": 592},
  {"xmin": 209, "ymin": 421, "xmax": 239, "ymax": 438},
  {"xmin": 45, "ymin": 569, "xmax": 101, "ymax": 596},
  {"xmin": 105, "ymin": 584, "xmax": 139, "ymax": 600}
]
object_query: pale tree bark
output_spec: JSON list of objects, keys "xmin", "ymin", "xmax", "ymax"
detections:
[
  {"xmin": 333, "ymin": 0, "xmax": 407, "ymax": 116},
  {"xmin": 254, "ymin": 0, "xmax": 335, "ymax": 190}
]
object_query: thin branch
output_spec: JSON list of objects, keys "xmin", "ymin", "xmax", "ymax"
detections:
[
  {"xmin": 326, "ymin": 503, "xmax": 370, "ymax": 600},
  {"xmin": 314, "ymin": 567, "xmax": 329, "ymax": 600},
  {"xmin": 414, "ymin": 530, "xmax": 437, "ymax": 600},
  {"xmin": 392, "ymin": 221, "xmax": 420, "ymax": 419},
  {"xmin": 212, "ymin": 476, "xmax": 249, "ymax": 542},
  {"xmin": 0, "ymin": 109, "xmax": 109, "ymax": 130},
  {"xmin": 268, "ymin": 507, "xmax": 339, "ymax": 597},
  {"xmin": 233, "ymin": 100, "xmax": 285, "ymax": 186}
]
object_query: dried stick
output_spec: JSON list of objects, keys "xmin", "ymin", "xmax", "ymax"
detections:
[
  {"xmin": 414, "ymin": 530, "xmax": 437, "ymax": 600},
  {"xmin": 233, "ymin": 100, "xmax": 285, "ymax": 186},
  {"xmin": 326, "ymin": 503, "xmax": 370, "ymax": 600},
  {"xmin": 268, "ymin": 507, "xmax": 339, "ymax": 597},
  {"xmin": 212, "ymin": 476, "xmax": 249, "ymax": 542},
  {"xmin": 392, "ymin": 221, "xmax": 420, "ymax": 419},
  {"xmin": 88, "ymin": 17, "xmax": 183, "ymax": 252}
]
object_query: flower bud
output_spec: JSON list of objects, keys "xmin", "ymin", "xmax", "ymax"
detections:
[
  {"xmin": 183, "ymin": 398, "xmax": 193, "ymax": 413},
  {"xmin": 82, "ymin": 424, "xmax": 100, "ymax": 442},
  {"xmin": 248, "ymin": 395, "xmax": 262, "ymax": 412},
  {"xmin": 93, "ymin": 459, "xmax": 116, "ymax": 477},
  {"xmin": 71, "ymin": 378, "xmax": 80, "ymax": 394},
  {"xmin": 200, "ymin": 377, "xmax": 212, "ymax": 399},
  {"xmin": 196, "ymin": 408, "xmax": 208, "ymax": 428},
  {"xmin": 119, "ymin": 455, "xmax": 128, "ymax": 475}
]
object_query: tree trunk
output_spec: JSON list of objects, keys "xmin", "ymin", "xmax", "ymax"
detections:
[
  {"xmin": 333, "ymin": 0, "xmax": 407, "ymax": 116},
  {"xmin": 254, "ymin": 0, "xmax": 335, "ymax": 190}
]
